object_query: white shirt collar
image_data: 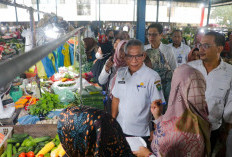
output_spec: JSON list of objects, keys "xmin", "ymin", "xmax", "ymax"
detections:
[
  {"xmin": 159, "ymin": 42, "xmax": 164, "ymax": 50},
  {"xmin": 146, "ymin": 42, "xmax": 163, "ymax": 50},
  {"xmin": 171, "ymin": 42, "xmax": 183, "ymax": 48},
  {"xmin": 126, "ymin": 63, "xmax": 146, "ymax": 76},
  {"xmin": 200, "ymin": 58, "xmax": 226, "ymax": 71}
]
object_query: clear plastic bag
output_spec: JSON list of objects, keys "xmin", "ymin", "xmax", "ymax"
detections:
[{"xmin": 53, "ymin": 87, "xmax": 75, "ymax": 104}]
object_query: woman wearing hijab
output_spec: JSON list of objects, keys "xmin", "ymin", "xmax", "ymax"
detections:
[
  {"xmin": 133, "ymin": 64, "xmax": 211, "ymax": 157},
  {"xmin": 99, "ymin": 40, "xmax": 128, "ymax": 91},
  {"xmin": 57, "ymin": 105, "xmax": 134, "ymax": 157},
  {"xmin": 98, "ymin": 40, "xmax": 128, "ymax": 113},
  {"xmin": 83, "ymin": 37, "xmax": 98, "ymax": 62},
  {"xmin": 145, "ymin": 48, "xmax": 173, "ymax": 107},
  {"xmin": 90, "ymin": 41, "xmax": 113, "ymax": 85},
  {"xmin": 82, "ymin": 41, "xmax": 113, "ymax": 83}
]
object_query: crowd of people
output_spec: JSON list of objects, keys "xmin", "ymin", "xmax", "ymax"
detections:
[{"xmin": 58, "ymin": 23, "xmax": 232, "ymax": 157}]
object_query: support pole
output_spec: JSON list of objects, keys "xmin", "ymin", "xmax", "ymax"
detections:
[
  {"xmin": 14, "ymin": 0, "xmax": 18, "ymax": 25},
  {"xmin": 136, "ymin": 0, "xmax": 146, "ymax": 43},
  {"xmin": 133, "ymin": 0, "xmax": 136, "ymax": 26},
  {"xmin": 36, "ymin": 0, "xmax": 40, "ymax": 21},
  {"xmin": 156, "ymin": 0, "xmax": 159, "ymax": 22},
  {"xmin": 200, "ymin": 7, "xmax": 205, "ymax": 27},
  {"xmin": 55, "ymin": 0, "xmax": 57, "ymax": 16},
  {"xmin": 168, "ymin": 0, "xmax": 172, "ymax": 25},
  {"xmin": 207, "ymin": 0, "xmax": 211, "ymax": 26},
  {"xmin": 78, "ymin": 32, "xmax": 82, "ymax": 101},
  {"xmin": 99, "ymin": 0, "xmax": 101, "ymax": 33},
  {"xmin": 29, "ymin": 8, "xmax": 36, "ymax": 48}
]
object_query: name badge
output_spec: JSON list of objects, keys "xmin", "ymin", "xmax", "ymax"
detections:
[{"xmin": 118, "ymin": 81, "xmax": 125, "ymax": 84}]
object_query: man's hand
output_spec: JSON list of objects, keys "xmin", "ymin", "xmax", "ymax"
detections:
[
  {"xmin": 133, "ymin": 146, "xmax": 151, "ymax": 157},
  {"xmin": 151, "ymin": 99, "xmax": 163, "ymax": 119},
  {"xmin": 105, "ymin": 56, "xmax": 114, "ymax": 73}
]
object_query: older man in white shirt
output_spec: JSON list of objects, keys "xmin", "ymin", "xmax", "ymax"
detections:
[
  {"xmin": 168, "ymin": 30, "xmax": 191, "ymax": 67},
  {"xmin": 188, "ymin": 31, "xmax": 232, "ymax": 156},
  {"xmin": 112, "ymin": 39, "xmax": 165, "ymax": 146}
]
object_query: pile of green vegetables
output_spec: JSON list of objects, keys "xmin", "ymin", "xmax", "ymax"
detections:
[
  {"xmin": 28, "ymin": 92, "xmax": 63, "ymax": 116},
  {"xmin": 81, "ymin": 86, "xmax": 104, "ymax": 110},
  {"xmin": 63, "ymin": 73, "xmax": 73, "ymax": 79},
  {"xmin": 1, "ymin": 134, "xmax": 60, "ymax": 157}
]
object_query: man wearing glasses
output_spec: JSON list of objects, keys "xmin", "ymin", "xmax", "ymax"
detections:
[
  {"xmin": 144, "ymin": 23, "xmax": 176, "ymax": 71},
  {"xmin": 144, "ymin": 23, "xmax": 176, "ymax": 104},
  {"xmin": 112, "ymin": 39, "xmax": 165, "ymax": 146},
  {"xmin": 188, "ymin": 31, "xmax": 232, "ymax": 156}
]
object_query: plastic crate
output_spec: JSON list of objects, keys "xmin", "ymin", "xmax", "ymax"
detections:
[{"xmin": 0, "ymin": 127, "xmax": 13, "ymax": 155}]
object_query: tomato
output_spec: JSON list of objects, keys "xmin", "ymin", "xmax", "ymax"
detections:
[
  {"xmin": 27, "ymin": 151, "xmax": 35, "ymax": 157},
  {"xmin": 19, "ymin": 152, "xmax": 26, "ymax": 157},
  {"xmin": 37, "ymin": 154, "xmax": 44, "ymax": 157}
]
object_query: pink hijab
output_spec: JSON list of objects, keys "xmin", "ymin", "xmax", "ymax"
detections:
[
  {"xmin": 113, "ymin": 40, "xmax": 128, "ymax": 68},
  {"xmin": 152, "ymin": 64, "xmax": 211, "ymax": 157}
]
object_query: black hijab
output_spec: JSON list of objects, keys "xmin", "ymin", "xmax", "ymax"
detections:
[
  {"xmin": 91, "ymin": 41, "xmax": 113, "ymax": 86},
  {"xmin": 57, "ymin": 105, "xmax": 134, "ymax": 157}
]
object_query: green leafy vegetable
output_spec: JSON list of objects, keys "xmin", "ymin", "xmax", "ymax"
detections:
[{"xmin": 29, "ymin": 92, "xmax": 63, "ymax": 116}]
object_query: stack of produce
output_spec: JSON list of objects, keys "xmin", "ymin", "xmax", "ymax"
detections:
[
  {"xmin": 81, "ymin": 86, "xmax": 104, "ymax": 110},
  {"xmin": 1, "ymin": 134, "xmax": 65, "ymax": 157},
  {"xmin": 0, "ymin": 38, "xmax": 24, "ymax": 60}
]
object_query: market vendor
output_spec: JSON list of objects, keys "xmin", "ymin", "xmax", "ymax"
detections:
[
  {"xmin": 188, "ymin": 31, "xmax": 232, "ymax": 156},
  {"xmin": 112, "ymin": 39, "xmax": 165, "ymax": 146}
]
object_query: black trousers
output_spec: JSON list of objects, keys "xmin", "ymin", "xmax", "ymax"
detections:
[{"xmin": 210, "ymin": 128, "xmax": 221, "ymax": 154}]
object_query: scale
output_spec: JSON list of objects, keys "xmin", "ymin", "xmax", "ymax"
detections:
[{"xmin": 0, "ymin": 83, "xmax": 15, "ymax": 119}]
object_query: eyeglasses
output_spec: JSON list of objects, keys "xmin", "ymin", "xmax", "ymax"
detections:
[
  {"xmin": 147, "ymin": 33, "xmax": 159, "ymax": 37},
  {"xmin": 198, "ymin": 43, "xmax": 215, "ymax": 50},
  {"xmin": 125, "ymin": 54, "xmax": 144, "ymax": 60}
]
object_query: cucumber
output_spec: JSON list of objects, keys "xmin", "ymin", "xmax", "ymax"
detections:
[
  {"xmin": 7, "ymin": 137, "xmax": 26, "ymax": 144},
  {"xmin": 12, "ymin": 153, "xmax": 21, "ymax": 157},
  {"xmin": 38, "ymin": 142, "xmax": 45, "ymax": 147},
  {"xmin": 34, "ymin": 136, "xmax": 51, "ymax": 143},
  {"xmin": 12, "ymin": 146, "xmax": 17, "ymax": 155},
  {"xmin": 6, "ymin": 143, "xmax": 12, "ymax": 157},
  {"xmin": 26, "ymin": 146, "xmax": 34, "ymax": 153},
  {"xmin": 12, "ymin": 134, "xmax": 28, "ymax": 139},
  {"xmin": 17, "ymin": 147, "xmax": 27, "ymax": 153},
  {"xmin": 34, "ymin": 145, "xmax": 41, "ymax": 155}
]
